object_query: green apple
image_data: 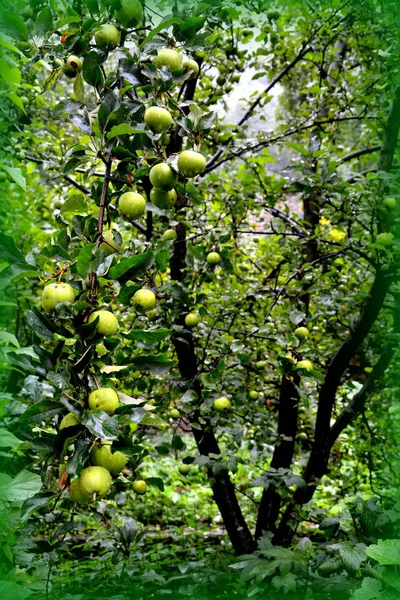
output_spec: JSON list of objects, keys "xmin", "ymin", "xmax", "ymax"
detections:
[
  {"xmin": 88, "ymin": 388, "xmax": 119, "ymax": 415},
  {"xmin": 90, "ymin": 443, "xmax": 112, "ymax": 470},
  {"xmin": 69, "ymin": 478, "xmax": 92, "ymax": 504},
  {"xmin": 146, "ymin": 309, "xmax": 158, "ymax": 320},
  {"xmin": 101, "ymin": 229, "xmax": 124, "ymax": 255},
  {"xmin": 133, "ymin": 479, "xmax": 147, "ymax": 494},
  {"xmin": 132, "ymin": 288, "xmax": 156, "ymax": 311},
  {"xmin": 41, "ymin": 282, "xmax": 75, "ymax": 312},
  {"xmin": 144, "ymin": 106, "xmax": 172, "ymax": 133},
  {"xmin": 63, "ymin": 55, "xmax": 82, "ymax": 78},
  {"xmin": 95, "ymin": 24, "xmax": 121, "ymax": 51},
  {"xmin": 20, "ymin": 96, "xmax": 29, "ymax": 106},
  {"xmin": 206, "ymin": 252, "xmax": 221, "ymax": 265},
  {"xmin": 80, "ymin": 466, "xmax": 112, "ymax": 497},
  {"xmin": 213, "ymin": 397, "xmax": 230, "ymax": 411},
  {"xmin": 178, "ymin": 464, "xmax": 190, "ymax": 475},
  {"xmin": 255, "ymin": 360, "xmax": 266, "ymax": 368},
  {"xmin": 118, "ymin": 191, "xmax": 146, "ymax": 220},
  {"xmin": 88, "ymin": 310, "xmax": 119, "ymax": 336},
  {"xmin": 376, "ymin": 232, "xmax": 394, "ymax": 247},
  {"xmin": 154, "ymin": 48, "xmax": 182, "ymax": 70},
  {"xmin": 295, "ymin": 327, "xmax": 309, "ymax": 340},
  {"xmin": 0, "ymin": 172, "xmax": 8, "ymax": 182},
  {"xmin": 383, "ymin": 197, "xmax": 397, "ymax": 209},
  {"xmin": 114, "ymin": 0, "xmax": 143, "ymax": 26},
  {"xmin": 177, "ymin": 150, "xmax": 206, "ymax": 177},
  {"xmin": 249, "ymin": 391, "xmax": 259, "ymax": 400},
  {"xmin": 163, "ymin": 229, "xmax": 177, "ymax": 241},
  {"xmin": 185, "ymin": 313, "xmax": 199, "ymax": 327},
  {"xmin": 149, "ymin": 163, "xmax": 177, "ymax": 190},
  {"xmin": 150, "ymin": 187, "xmax": 177, "ymax": 209},
  {"xmin": 297, "ymin": 432, "xmax": 308, "ymax": 441},
  {"xmin": 170, "ymin": 408, "xmax": 181, "ymax": 419},
  {"xmin": 296, "ymin": 359, "xmax": 313, "ymax": 372},
  {"xmin": 60, "ymin": 413, "xmax": 80, "ymax": 429},
  {"xmin": 109, "ymin": 451, "xmax": 128, "ymax": 476},
  {"xmin": 182, "ymin": 58, "xmax": 199, "ymax": 77}
]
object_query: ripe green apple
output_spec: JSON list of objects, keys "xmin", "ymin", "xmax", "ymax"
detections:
[
  {"xmin": 213, "ymin": 397, "xmax": 230, "ymax": 411},
  {"xmin": 249, "ymin": 391, "xmax": 259, "ymax": 400},
  {"xmin": 133, "ymin": 479, "xmax": 147, "ymax": 494},
  {"xmin": 88, "ymin": 310, "xmax": 119, "ymax": 336},
  {"xmin": 206, "ymin": 251, "xmax": 221, "ymax": 265},
  {"xmin": 376, "ymin": 232, "xmax": 394, "ymax": 247},
  {"xmin": 178, "ymin": 464, "xmax": 190, "ymax": 475},
  {"xmin": 90, "ymin": 443, "xmax": 113, "ymax": 470},
  {"xmin": 101, "ymin": 229, "xmax": 124, "ymax": 255},
  {"xmin": 185, "ymin": 313, "xmax": 199, "ymax": 327},
  {"xmin": 144, "ymin": 106, "xmax": 172, "ymax": 133},
  {"xmin": 296, "ymin": 359, "xmax": 313, "ymax": 372},
  {"xmin": 383, "ymin": 197, "xmax": 397, "ymax": 209},
  {"xmin": 170, "ymin": 408, "xmax": 181, "ymax": 419},
  {"xmin": 114, "ymin": 0, "xmax": 143, "ymax": 26},
  {"xmin": 80, "ymin": 466, "xmax": 112, "ymax": 497},
  {"xmin": 69, "ymin": 478, "xmax": 92, "ymax": 504},
  {"xmin": 177, "ymin": 150, "xmax": 206, "ymax": 177},
  {"xmin": 163, "ymin": 229, "xmax": 177, "ymax": 241},
  {"xmin": 41, "ymin": 282, "xmax": 75, "ymax": 312},
  {"xmin": 132, "ymin": 289, "xmax": 156, "ymax": 311},
  {"xmin": 118, "ymin": 191, "xmax": 146, "ymax": 220},
  {"xmin": 60, "ymin": 412, "xmax": 80, "ymax": 429},
  {"xmin": 88, "ymin": 388, "xmax": 119, "ymax": 415},
  {"xmin": 182, "ymin": 58, "xmax": 199, "ymax": 77},
  {"xmin": 150, "ymin": 187, "xmax": 177, "ymax": 209},
  {"xmin": 109, "ymin": 451, "xmax": 128, "ymax": 476},
  {"xmin": 295, "ymin": 327, "xmax": 309, "ymax": 340},
  {"xmin": 149, "ymin": 163, "xmax": 177, "ymax": 190},
  {"xmin": 154, "ymin": 48, "xmax": 182, "ymax": 70},
  {"xmin": 95, "ymin": 24, "xmax": 121, "ymax": 51},
  {"xmin": 63, "ymin": 55, "xmax": 82, "ymax": 78}
]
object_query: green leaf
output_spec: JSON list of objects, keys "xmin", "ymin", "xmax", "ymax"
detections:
[
  {"xmin": 171, "ymin": 435, "xmax": 185, "ymax": 451},
  {"xmin": 349, "ymin": 578, "xmax": 383, "ymax": 600},
  {"xmin": 35, "ymin": 7, "xmax": 53, "ymax": 36},
  {"xmin": 0, "ymin": 581, "xmax": 32, "ymax": 600},
  {"xmin": 0, "ymin": 12, "xmax": 29, "ymax": 41},
  {"xmin": 146, "ymin": 477, "xmax": 164, "ymax": 491},
  {"xmin": 20, "ymin": 493, "xmax": 53, "ymax": 523},
  {"xmin": 107, "ymin": 124, "xmax": 147, "ymax": 139},
  {"xmin": 42, "ymin": 67, "xmax": 62, "ymax": 92},
  {"xmin": 26, "ymin": 309, "xmax": 55, "ymax": 340},
  {"xmin": 339, "ymin": 542, "xmax": 367, "ymax": 574},
  {"xmin": 19, "ymin": 399, "xmax": 63, "ymax": 423},
  {"xmin": 0, "ymin": 470, "xmax": 42, "ymax": 502},
  {"xmin": 289, "ymin": 310, "xmax": 306, "ymax": 326},
  {"xmin": 140, "ymin": 17, "xmax": 183, "ymax": 49},
  {"xmin": 365, "ymin": 540, "xmax": 400, "ymax": 565},
  {"xmin": 0, "ymin": 330, "xmax": 19, "ymax": 348},
  {"xmin": 0, "ymin": 58, "xmax": 21, "ymax": 86},
  {"xmin": 74, "ymin": 72, "xmax": 85, "ymax": 102},
  {"xmin": 124, "ymin": 329, "xmax": 170, "ymax": 344},
  {"xmin": 60, "ymin": 194, "xmax": 90, "ymax": 216},
  {"xmin": 0, "ymin": 428, "xmax": 23, "ymax": 449},
  {"xmin": 77, "ymin": 243, "xmax": 96, "ymax": 278},
  {"xmin": 109, "ymin": 250, "xmax": 153, "ymax": 280},
  {"xmin": 82, "ymin": 50, "xmax": 105, "ymax": 88},
  {"xmin": 131, "ymin": 354, "xmax": 176, "ymax": 374},
  {"xmin": 0, "ymin": 232, "xmax": 26, "ymax": 264},
  {"xmin": 179, "ymin": 16, "xmax": 207, "ymax": 40},
  {"xmin": 0, "ymin": 164, "xmax": 26, "ymax": 189},
  {"xmin": 140, "ymin": 412, "xmax": 166, "ymax": 429},
  {"xmin": 80, "ymin": 410, "xmax": 119, "ymax": 440},
  {"xmin": 0, "ymin": 264, "xmax": 37, "ymax": 291}
]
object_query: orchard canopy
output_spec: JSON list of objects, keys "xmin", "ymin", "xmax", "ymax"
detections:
[{"xmin": 0, "ymin": 1, "xmax": 400, "ymax": 599}]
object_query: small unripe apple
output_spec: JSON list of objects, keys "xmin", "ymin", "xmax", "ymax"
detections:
[
  {"xmin": 185, "ymin": 313, "xmax": 199, "ymax": 327},
  {"xmin": 90, "ymin": 443, "xmax": 112, "ymax": 470},
  {"xmin": 255, "ymin": 360, "xmax": 266, "ymax": 368},
  {"xmin": 149, "ymin": 163, "xmax": 177, "ymax": 190},
  {"xmin": 182, "ymin": 58, "xmax": 199, "ymax": 77},
  {"xmin": 63, "ymin": 55, "xmax": 82, "ymax": 78},
  {"xmin": 41, "ymin": 282, "xmax": 75, "ymax": 312},
  {"xmin": 60, "ymin": 413, "xmax": 80, "ymax": 429},
  {"xmin": 80, "ymin": 466, "xmax": 112, "ymax": 497},
  {"xmin": 109, "ymin": 451, "xmax": 128, "ymax": 476},
  {"xmin": 69, "ymin": 478, "xmax": 92, "ymax": 504},
  {"xmin": 177, "ymin": 150, "xmax": 206, "ymax": 177},
  {"xmin": 118, "ymin": 191, "xmax": 146, "ymax": 220},
  {"xmin": 95, "ymin": 24, "xmax": 121, "ymax": 51},
  {"xmin": 88, "ymin": 310, "xmax": 119, "ymax": 336},
  {"xmin": 249, "ymin": 391, "xmax": 259, "ymax": 400},
  {"xmin": 101, "ymin": 229, "xmax": 124, "ymax": 256},
  {"xmin": 376, "ymin": 232, "xmax": 394, "ymax": 247},
  {"xmin": 163, "ymin": 229, "xmax": 177, "ymax": 241},
  {"xmin": 383, "ymin": 197, "xmax": 397, "ymax": 209},
  {"xmin": 296, "ymin": 359, "xmax": 313, "ymax": 372},
  {"xmin": 146, "ymin": 309, "xmax": 158, "ymax": 320},
  {"xmin": 144, "ymin": 106, "xmax": 172, "ymax": 133},
  {"xmin": 170, "ymin": 408, "xmax": 180, "ymax": 419},
  {"xmin": 132, "ymin": 289, "xmax": 156, "ymax": 311},
  {"xmin": 206, "ymin": 252, "xmax": 221, "ymax": 265},
  {"xmin": 178, "ymin": 464, "xmax": 190, "ymax": 475},
  {"xmin": 133, "ymin": 479, "xmax": 147, "ymax": 494},
  {"xmin": 114, "ymin": 0, "xmax": 143, "ymax": 26},
  {"xmin": 0, "ymin": 171, "xmax": 8, "ymax": 182},
  {"xmin": 297, "ymin": 432, "xmax": 308, "ymax": 441},
  {"xmin": 88, "ymin": 388, "xmax": 119, "ymax": 415},
  {"xmin": 213, "ymin": 397, "xmax": 230, "ymax": 411},
  {"xmin": 295, "ymin": 327, "xmax": 309, "ymax": 340},
  {"xmin": 150, "ymin": 187, "xmax": 177, "ymax": 209},
  {"xmin": 154, "ymin": 48, "xmax": 182, "ymax": 70}
]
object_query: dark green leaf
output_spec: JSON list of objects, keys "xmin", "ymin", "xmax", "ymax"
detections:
[
  {"xmin": 109, "ymin": 250, "xmax": 153, "ymax": 280},
  {"xmin": 80, "ymin": 410, "xmax": 119, "ymax": 440}
]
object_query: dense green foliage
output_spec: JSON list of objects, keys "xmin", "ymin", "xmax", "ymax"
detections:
[{"xmin": 0, "ymin": 0, "xmax": 400, "ymax": 599}]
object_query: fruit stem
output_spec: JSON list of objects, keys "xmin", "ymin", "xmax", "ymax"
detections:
[{"xmin": 92, "ymin": 374, "xmax": 101, "ymax": 390}]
